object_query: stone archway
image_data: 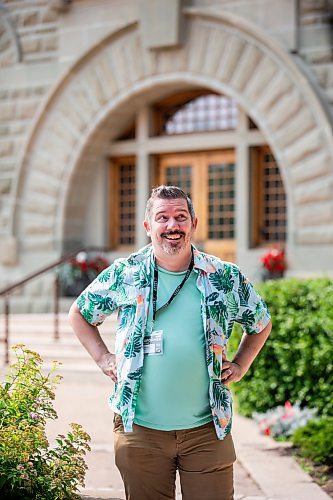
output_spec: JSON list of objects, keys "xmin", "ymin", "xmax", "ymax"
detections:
[{"xmin": 14, "ymin": 9, "xmax": 333, "ymax": 260}]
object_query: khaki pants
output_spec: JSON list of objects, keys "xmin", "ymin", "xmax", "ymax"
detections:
[{"xmin": 114, "ymin": 414, "xmax": 236, "ymax": 500}]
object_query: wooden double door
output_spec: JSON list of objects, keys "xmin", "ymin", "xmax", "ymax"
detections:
[{"xmin": 157, "ymin": 150, "xmax": 236, "ymax": 262}]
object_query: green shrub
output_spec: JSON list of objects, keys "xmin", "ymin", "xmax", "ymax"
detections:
[
  {"xmin": 292, "ymin": 416, "xmax": 333, "ymax": 465},
  {"xmin": 0, "ymin": 345, "xmax": 91, "ymax": 499},
  {"xmin": 228, "ymin": 277, "xmax": 333, "ymax": 417}
]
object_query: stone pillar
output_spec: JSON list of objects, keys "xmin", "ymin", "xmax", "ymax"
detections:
[
  {"xmin": 235, "ymin": 111, "xmax": 250, "ymax": 258},
  {"xmin": 135, "ymin": 106, "xmax": 150, "ymax": 248}
]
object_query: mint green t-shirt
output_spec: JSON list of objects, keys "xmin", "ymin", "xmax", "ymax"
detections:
[{"xmin": 134, "ymin": 265, "xmax": 212, "ymax": 430}]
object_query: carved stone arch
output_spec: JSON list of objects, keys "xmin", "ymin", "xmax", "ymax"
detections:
[{"xmin": 15, "ymin": 10, "xmax": 333, "ymax": 257}]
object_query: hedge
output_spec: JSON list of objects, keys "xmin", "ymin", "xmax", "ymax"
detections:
[
  {"xmin": 228, "ymin": 277, "xmax": 333, "ymax": 417},
  {"xmin": 292, "ymin": 416, "xmax": 333, "ymax": 465}
]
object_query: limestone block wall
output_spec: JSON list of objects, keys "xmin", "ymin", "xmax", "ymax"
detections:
[
  {"xmin": 299, "ymin": 0, "xmax": 333, "ymax": 64},
  {"xmin": 300, "ymin": 0, "xmax": 333, "ymax": 108},
  {"xmin": 2, "ymin": 0, "xmax": 59, "ymax": 63},
  {"xmin": 192, "ymin": 0, "xmax": 298, "ymax": 51},
  {"xmin": 0, "ymin": 0, "xmax": 62, "ymax": 269}
]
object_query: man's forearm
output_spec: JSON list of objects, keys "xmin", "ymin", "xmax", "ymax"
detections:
[
  {"xmin": 68, "ymin": 303, "xmax": 110, "ymax": 364},
  {"xmin": 232, "ymin": 320, "xmax": 272, "ymax": 376}
]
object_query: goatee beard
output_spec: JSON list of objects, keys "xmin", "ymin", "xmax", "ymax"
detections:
[
  {"xmin": 161, "ymin": 243, "xmax": 183, "ymax": 255},
  {"xmin": 160, "ymin": 232, "xmax": 192, "ymax": 255}
]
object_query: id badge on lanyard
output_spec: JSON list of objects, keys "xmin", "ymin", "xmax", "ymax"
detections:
[{"xmin": 143, "ymin": 330, "xmax": 164, "ymax": 355}]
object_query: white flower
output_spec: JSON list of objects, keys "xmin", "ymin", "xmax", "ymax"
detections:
[{"xmin": 76, "ymin": 251, "xmax": 87, "ymax": 263}]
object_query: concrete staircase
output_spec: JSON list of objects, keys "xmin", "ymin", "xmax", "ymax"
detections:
[{"xmin": 0, "ymin": 313, "xmax": 118, "ymax": 373}]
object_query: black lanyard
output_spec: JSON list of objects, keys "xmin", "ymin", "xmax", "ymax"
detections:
[{"xmin": 152, "ymin": 252, "xmax": 194, "ymax": 321}]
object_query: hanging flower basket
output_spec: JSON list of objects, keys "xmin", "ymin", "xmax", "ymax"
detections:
[{"xmin": 59, "ymin": 252, "xmax": 109, "ymax": 296}]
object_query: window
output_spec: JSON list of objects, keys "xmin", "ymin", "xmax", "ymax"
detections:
[
  {"xmin": 154, "ymin": 90, "xmax": 238, "ymax": 136},
  {"xmin": 208, "ymin": 162, "xmax": 235, "ymax": 239},
  {"xmin": 251, "ymin": 146, "xmax": 287, "ymax": 246},
  {"xmin": 109, "ymin": 158, "xmax": 136, "ymax": 248},
  {"xmin": 164, "ymin": 165, "xmax": 192, "ymax": 196}
]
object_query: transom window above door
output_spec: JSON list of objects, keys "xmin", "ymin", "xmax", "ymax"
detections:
[{"xmin": 153, "ymin": 90, "xmax": 238, "ymax": 136}]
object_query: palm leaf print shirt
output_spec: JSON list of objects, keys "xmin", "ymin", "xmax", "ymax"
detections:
[{"xmin": 76, "ymin": 245, "xmax": 271, "ymax": 440}]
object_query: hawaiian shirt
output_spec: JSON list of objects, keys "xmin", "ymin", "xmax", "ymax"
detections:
[{"xmin": 76, "ymin": 245, "xmax": 271, "ymax": 440}]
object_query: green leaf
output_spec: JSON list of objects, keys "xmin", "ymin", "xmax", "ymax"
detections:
[
  {"xmin": 118, "ymin": 305, "xmax": 136, "ymax": 331},
  {"xmin": 120, "ymin": 382, "xmax": 132, "ymax": 405},
  {"xmin": 80, "ymin": 292, "xmax": 115, "ymax": 316},
  {"xmin": 76, "ymin": 294, "xmax": 85, "ymax": 310},
  {"xmin": 96, "ymin": 296, "xmax": 115, "ymax": 313},
  {"xmin": 239, "ymin": 282, "xmax": 251, "ymax": 307},
  {"xmin": 227, "ymin": 293, "xmax": 238, "ymax": 316},
  {"xmin": 209, "ymin": 268, "xmax": 234, "ymax": 293},
  {"xmin": 205, "ymin": 340, "xmax": 213, "ymax": 366},
  {"xmin": 133, "ymin": 267, "xmax": 150, "ymax": 288},
  {"xmin": 208, "ymin": 302, "xmax": 228, "ymax": 324},
  {"xmin": 212, "ymin": 380, "xmax": 229, "ymax": 410},
  {"xmin": 224, "ymin": 417, "xmax": 232, "ymax": 435},
  {"xmin": 124, "ymin": 319, "xmax": 143, "ymax": 359},
  {"xmin": 98, "ymin": 267, "xmax": 113, "ymax": 282},
  {"xmin": 206, "ymin": 292, "xmax": 219, "ymax": 303},
  {"xmin": 213, "ymin": 356, "xmax": 221, "ymax": 377},
  {"xmin": 109, "ymin": 270, "xmax": 125, "ymax": 292},
  {"xmin": 239, "ymin": 309, "xmax": 255, "ymax": 326},
  {"xmin": 128, "ymin": 367, "xmax": 143, "ymax": 380}
]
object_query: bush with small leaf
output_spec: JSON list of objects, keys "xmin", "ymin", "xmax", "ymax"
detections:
[
  {"xmin": 228, "ymin": 277, "xmax": 333, "ymax": 417},
  {"xmin": 292, "ymin": 416, "xmax": 333, "ymax": 465},
  {"xmin": 0, "ymin": 345, "xmax": 91, "ymax": 499}
]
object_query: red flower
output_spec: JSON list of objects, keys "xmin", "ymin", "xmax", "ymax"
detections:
[
  {"xmin": 67, "ymin": 253, "xmax": 109, "ymax": 277},
  {"xmin": 261, "ymin": 246, "xmax": 286, "ymax": 273}
]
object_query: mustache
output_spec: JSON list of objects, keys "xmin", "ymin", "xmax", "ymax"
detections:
[{"xmin": 161, "ymin": 231, "xmax": 185, "ymax": 238}]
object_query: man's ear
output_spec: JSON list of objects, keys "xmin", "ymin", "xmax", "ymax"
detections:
[
  {"xmin": 143, "ymin": 220, "xmax": 151, "ymax": 237},
  {"xmin": 192, "ymin": 217, "xmax": 198, "ymax": 231}
]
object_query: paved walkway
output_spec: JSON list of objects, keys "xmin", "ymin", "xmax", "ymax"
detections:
[{"xmin": 46, "ymin": 368, "xmax": 330, "ymax": 500}]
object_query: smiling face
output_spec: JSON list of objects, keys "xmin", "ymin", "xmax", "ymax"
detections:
[{"xmin": 144, "ymin": 197, "xmax": 197, "ymax": 259}]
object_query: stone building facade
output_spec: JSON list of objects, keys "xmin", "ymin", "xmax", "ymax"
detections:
[{"xmin": 0, "ymin": 0, "xmax": 332, "ymax": 309}]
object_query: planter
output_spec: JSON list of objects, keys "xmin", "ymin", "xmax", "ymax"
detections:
[
  {"xmin": 262, "ymin": 269, "xmax": 284, "ymax": 282},
  {"xmin": 62, "ymin": 276, "xmax": 92, "ymax": 297}
]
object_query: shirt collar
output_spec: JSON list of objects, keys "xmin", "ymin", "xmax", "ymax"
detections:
[
  {"xmin": 192, "ymin": 246, "xmax": 211, "ymax": 273},
  {"xmin": 132, "ymin": 243, "xmax": 211, "ymax": 274}
]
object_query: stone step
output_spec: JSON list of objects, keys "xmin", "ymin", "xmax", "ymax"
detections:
[
  {"xmin": 0, "ymin": 313, "xmax": 117, "ymax": 372},
  {"xmin": 0, "ymin": 297, "xmax": 78, "ymax": 314}
]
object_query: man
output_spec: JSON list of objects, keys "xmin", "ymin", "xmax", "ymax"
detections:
[{"xmin": 69, "ymin": 185, "xmax": 272, "ymax": 500}]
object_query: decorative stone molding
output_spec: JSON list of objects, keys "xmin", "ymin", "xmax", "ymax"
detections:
[
  {"xmin": 0, "ymin": 4, "xmax": 22, "ymax": 67},
  {"xmin": 10, "ymin": 9, "xmax": 333, "ymax": 255}
]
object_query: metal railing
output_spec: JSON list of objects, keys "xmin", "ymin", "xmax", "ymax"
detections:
[{"xmin": 0, "ymin": 246, "xmax": 112, "ymax": 365}]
